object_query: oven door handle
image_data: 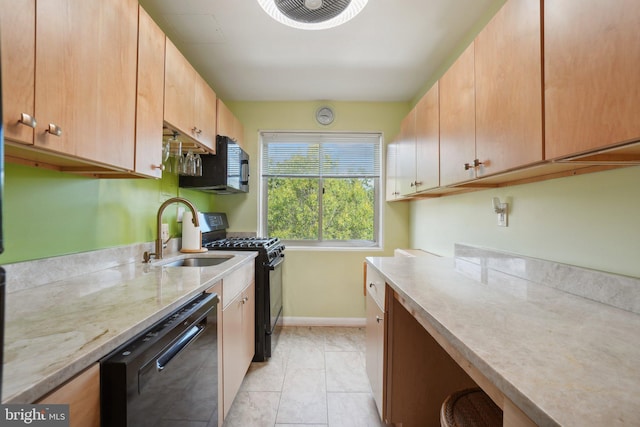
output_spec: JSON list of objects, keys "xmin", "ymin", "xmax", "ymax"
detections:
[
  {"xmin": 156, "ymin": 324, "xmax": 204, "ymax": 372},
  {"xmin": 268, "ymin": 255, "xmax": 284, "ymax": 270}
]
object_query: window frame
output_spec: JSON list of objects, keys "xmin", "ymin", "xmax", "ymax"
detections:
[{"xmin": 258, "ymin": 131, "xmax": 383, "ymax": 249}]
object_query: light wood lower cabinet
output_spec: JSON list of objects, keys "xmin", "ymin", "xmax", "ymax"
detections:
[
  {"xmin": 205, "ymin": 281, "xmax": 224, "ymax": 427},
  {"xmin": 365, "ymin": 288, "xmax": 385, "ymax": 420},
  {"xmin": 366, "ymin": 263, "xmax": 476, "ymax": 426},
  {"xmin": 365, "ymin": 261, "xmax": 536, "ymax": 427},
  {"xmin": 386, "ymin": 293, "xmax": 477, "ymax": 427},
  {"xmin": 36, "ymin": 363, "xmax": 100, "ymax": 427},
  {"xmin": 222, "ymin": 263, "xmax": 255, "ymax": 419},
  {"xmin": 365, "ymin": 265, "xmax": 387, "ymax": 421}
]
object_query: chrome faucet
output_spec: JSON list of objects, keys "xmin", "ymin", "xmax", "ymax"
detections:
[{"xmin": 143, "ymin": 197, "xmax": 200, "ymax": 262}]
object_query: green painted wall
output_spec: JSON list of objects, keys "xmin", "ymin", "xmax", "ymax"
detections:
[
  {"xmin": 0, "ymin": 163, "xmax": 215, "ymax": 264},
  {"xmin": 410, "ymin": 166, "xmax": 640, "ymax": 278},
  {"xmin": 221, "ymin": 101, "xmax": 411, "ymax": 319}
]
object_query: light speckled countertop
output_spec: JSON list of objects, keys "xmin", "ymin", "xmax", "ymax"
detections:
[
  {"xmin": 366, "ymin": 253, "xmax": 640, "ymax": 427},
  {"xmin": 2, "ymin": 250, "xmax": 257, "ymax": 403}
]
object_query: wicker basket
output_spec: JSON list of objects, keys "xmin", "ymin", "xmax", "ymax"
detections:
[{"xmin": 440, "ymin": 388, "xmax": 503, "ymax": 427}]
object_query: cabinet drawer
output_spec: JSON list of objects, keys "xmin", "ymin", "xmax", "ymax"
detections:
[
  {"xmin": 222, "ymin": 261, "xmax": 254, "ymax": 309},
  {"xmin": 366, "ymin": 264, "xmax": 386, "ymax": 310}
]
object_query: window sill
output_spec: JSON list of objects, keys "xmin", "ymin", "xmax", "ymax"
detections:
[{"xmin": 282, "ymin": 241, "xmax": 384, "ymax": 251}]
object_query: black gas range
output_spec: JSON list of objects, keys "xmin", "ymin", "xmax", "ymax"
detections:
[{"xmin": 199, "ymin": 213, "xmax": 284, "ymax": 362}]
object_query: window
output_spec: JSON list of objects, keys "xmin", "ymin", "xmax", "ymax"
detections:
[{"xmin": 260, "ymin": 132, "xmax": 382, "ymax": 248}]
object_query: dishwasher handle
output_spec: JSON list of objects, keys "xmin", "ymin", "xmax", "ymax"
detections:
[{"xmin": 156, "ymin": 324, "xmax": 204, "ymax": 371}]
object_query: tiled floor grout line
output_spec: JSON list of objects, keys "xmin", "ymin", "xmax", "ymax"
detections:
[{"xmin": 225, "ymin": 326, "xmax": 380, "ymax": 427}]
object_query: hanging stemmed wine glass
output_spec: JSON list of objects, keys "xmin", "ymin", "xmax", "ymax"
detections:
[
  {"xmin": 184, "ymin": 149, "xmax": 196, "ymax": 176},
  {"xmin": 174, "ymin": 138, "xmax": 184, "ymax": 175},
  {"xmin": 194, "ymin": 153, "xmax": 202, "ymax": 176},
  {"xmin": 163, "ymin": 132, "xmax": 176, "ymax": 173}
]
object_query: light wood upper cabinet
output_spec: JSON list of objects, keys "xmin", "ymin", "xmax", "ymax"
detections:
[
  {"xmin": 194, "ymin": 73, "xmax": 218, "ymax": 152},
  {"xmin": 475, "ymin": 0, "xmax": 543, "ymax": 176},
  {"xmin": 395, "ymin": 83, "xmax": 439, "ymax": 196},
  {"xmin": 35, "ymin": 0, "xmax": 138, "ymax": 170},
  {"xmin": 134, "ymin": 6, "xmax": 165, "ymax": 179},
  {"xmin": 164, "ymin": 38, "xmax": 196, "ymax": 139},
  {"xmin": 1, "ymin": 0, "xmax": 137, "ymax": 171},
  {"xmin": 439, "ymin": 43, "xmax": 476, "ymax": 187},
  {"xmin": 397, "ymin": 108, "xmax": 417, "ymax": 196},
  {"xmin": 385, "ymin": 141, "xmax": 400, "ymax": 201},
  {"xmin": 414, "ymin": 82, "xmax": 440, "ymax": 191},
  {"xmin": 439, "ymin": 0, "xmax": 543, "ymax": 187},
  {"xmin": 221, "ymin": 261, "xmax": 255, "ymax": 421},
  {"xmin": 217, "ymin": 99, "xmax": 244, "ymax": 148},
  {"xmin": 545, "ymin": 0, "xmax": 640, "ymax": 159},
  {"xmin": 164, "ymin": 38, "xmax": 217, "ymax": 154},
  {"xmin": 0, "ymin": 0, "xmax": 36, "ymax": 146}
]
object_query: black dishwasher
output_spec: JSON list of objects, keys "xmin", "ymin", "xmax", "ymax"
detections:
[{"xmin": 101, "ymin": 293, "xmax": 218, "ymax": 427}]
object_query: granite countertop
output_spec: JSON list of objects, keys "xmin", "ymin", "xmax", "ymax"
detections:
[
  {"xmin": 2, "ymin": 250, "xmax": 257, "ymax": 403},
  {"xmin": 366, "ymin": 253, "xmax": 640, "ymax": 427}
]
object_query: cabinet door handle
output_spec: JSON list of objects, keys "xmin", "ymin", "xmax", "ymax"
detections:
[
  {"xmin": 151, "ymin": 164, "xmax": 165, "ymax": 171},
  {"xmin": 241, "ymin": 296, "xmax": 249, "ymax": 304},
  {"xmin": 414, "ymin": 181, "xmax": 423, "ymax": 186},
  {"xmin": 464, "ymin": 160, "xmax": 483, "ymax": 170},
  {"xmin": 375, "ymin": 316, "xmax": 383, "ymax": 323},
  {"xmin": 46, "ymin": 123, "xmax": 62, "ymax": 137},
  {"xmin": 19, "ymin": 113, "xmax": 37, "ymax": 129},
  {"xmin": 369, "ymin": 282, "xmax": 375, "ymax": 288}
]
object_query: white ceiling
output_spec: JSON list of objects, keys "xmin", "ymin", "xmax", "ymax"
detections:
[{"xmin": 138, "ymin": 0, "xmax": 505, "ymax": 102}]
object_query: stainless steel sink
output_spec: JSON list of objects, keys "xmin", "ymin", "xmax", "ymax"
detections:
[{"xmin": 160, "ymin": 255, "xmax": 234, "ymax": 267}]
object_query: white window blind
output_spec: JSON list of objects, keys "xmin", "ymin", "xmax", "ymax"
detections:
[{"xmin": 261, "ymin": 132, "xmax": 381, "ymax": 178}]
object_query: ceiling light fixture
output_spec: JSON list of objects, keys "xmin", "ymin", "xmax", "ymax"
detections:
[{"xmin": 257, "ymin": 0, "xmax": 369, "ymax": 30}]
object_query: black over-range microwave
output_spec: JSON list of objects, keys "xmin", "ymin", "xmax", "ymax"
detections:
[{"xmin": 179, "ymin": 136, "xmax": 249, "ymax": 194}]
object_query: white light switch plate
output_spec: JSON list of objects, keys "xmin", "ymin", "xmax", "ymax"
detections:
[{"xmin": 497, "ymin": 211, "xmax": 508, "ymax": 227}]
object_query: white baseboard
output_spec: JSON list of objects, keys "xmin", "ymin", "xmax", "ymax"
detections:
[{"xmin": 282, "ymin": 317, "xmax": 366, "ymax": 327}]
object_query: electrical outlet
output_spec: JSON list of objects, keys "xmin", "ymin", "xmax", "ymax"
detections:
[
  {"xmin": 177, "ymin": 206, "xmax": 185, "ymax": 222},
  {"xmin": 161, "ymin": 223, "xmax": 170, "ymax": 241}
]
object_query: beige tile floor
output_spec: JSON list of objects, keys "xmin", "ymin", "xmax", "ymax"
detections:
[{"xmin": 223, "ymin": 326, "xmax": 386, "ymax": 427}]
